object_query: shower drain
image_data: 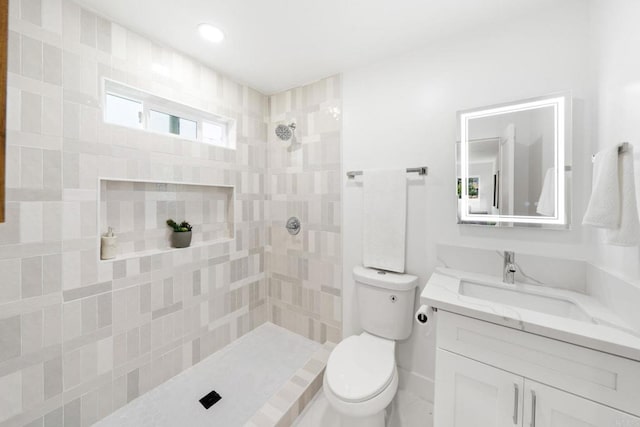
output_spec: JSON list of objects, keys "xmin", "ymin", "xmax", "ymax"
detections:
[{"xmin": 199, "ymin": 390, "xmax": 222, "ymax": 409}]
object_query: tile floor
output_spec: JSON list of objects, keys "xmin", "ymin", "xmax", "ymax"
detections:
[
  {"xmin": 95, "ymin": 323, "xmax": 322, "ymax": 427},
  {"xmin": 292, "ymin": 388, "xmax": 433, "ymax": 427}
]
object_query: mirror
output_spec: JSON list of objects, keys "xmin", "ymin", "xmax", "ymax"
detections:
[
  {"xmin": 0, "ymin": 0, "xmax": 5, "ymax": 223},
  {"xmin": 457, "ymin": 95, "xmax": 570, "ymax": 227}
]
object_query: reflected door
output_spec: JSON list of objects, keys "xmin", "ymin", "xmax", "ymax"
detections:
[{"xmin": 498, "ymin": 123, "xmax": 515, "ymax": 217}]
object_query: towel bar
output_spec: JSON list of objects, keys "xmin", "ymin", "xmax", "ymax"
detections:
[
  {"xmin": 592, "ymin": 142, "xmax": 630, "ymax": 162},
  {"xmin": 619, "ymin": 141, "xmax": 630, "ymax": 153},
  {"xmin": 346, "ymin": 166, "xmax": 428, "ymax": 179}
]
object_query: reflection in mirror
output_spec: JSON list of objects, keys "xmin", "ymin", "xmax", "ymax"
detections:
[{"xmin": 457, "ymin": 95, "xmax": 570, "ymax": 227}]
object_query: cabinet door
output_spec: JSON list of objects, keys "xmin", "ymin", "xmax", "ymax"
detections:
[
  {"xmin": 434, "ymin": 349, "xmax": 524, "ymax": 427},
  {"xmin": 523, "ymin": 380, "xmax": 640, "ymax": 427}
]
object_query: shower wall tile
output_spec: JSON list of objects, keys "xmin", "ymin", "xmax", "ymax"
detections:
[
  {"xmin": 267, "ymin": 76, "xmax": 343, "ymax": 344},
  {"xmin": 20, "ymin": 35, "xmax": 43, "ymax": 81},
  {"xmin": 0, "ymin": 258, "xmax": 21, "ymax": 303},
  {"xmin": 0, "ymin": 316, "xmax": 21, "ymax": 362},
  {"xmin": 0, "ymin": 0, "xmax": 268, "ymax": 425},
  {"xmin": 0, "ymin": 371, "xmax": 22, "ymax": 423},
  {"xmin": 1, "ymin": 2, "xmax": 342, "ymax": 426}
]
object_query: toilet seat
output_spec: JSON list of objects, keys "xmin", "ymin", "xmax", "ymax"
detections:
[{"xmin": 325, "ymin": 332, "xmax": 396, "ymax": 403}]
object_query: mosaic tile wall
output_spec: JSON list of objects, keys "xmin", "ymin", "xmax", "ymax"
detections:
[
  {"xmin": 0, "ymin": 0, "xmax": 269, "ymax": 425},
  {"xmin": 267, "ymin": 76, "xmax": 343, "ymax": 344},
  {"xmin": 100, "ymin": 180, "xmax": 235, "ymax": 257}
]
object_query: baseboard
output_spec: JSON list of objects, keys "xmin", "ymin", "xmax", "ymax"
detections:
[{"xmin": 398, "ymin": 367, "xmax": 434, "ymax": 404}]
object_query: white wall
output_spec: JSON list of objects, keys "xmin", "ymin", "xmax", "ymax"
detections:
[
  {"xmin": 342, "ymin": 1, "xmax": 593, "ymax": 399},
  {"xmin": 589, "ymin": 0, "xmax": 640, "ymax": 280}
]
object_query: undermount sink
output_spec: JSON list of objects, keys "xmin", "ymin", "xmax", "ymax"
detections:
[
  {"xmin": 423, "ymin": 268, "xmax": 640, "ymax": 361},
  {"xmin": 459, "ymin": 280, "xmax": 595, "ymax": 323}
]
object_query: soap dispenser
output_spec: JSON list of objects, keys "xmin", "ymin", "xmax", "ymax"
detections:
[{"xmin": 101, "ymin": 227, "xmax": 118, "ymax": 260}]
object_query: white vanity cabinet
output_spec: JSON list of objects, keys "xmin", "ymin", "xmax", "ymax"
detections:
[
  {"xmin": 435, "ymin": 349, "xmax": 640, "ymax": 427},
  {"xmin": 522, "ymin": 380, "xmax": 640, "ymax": 427},
  {"xmin": 433, "ymin": 311, "xmax": 640, "ymax": 427},
  {"xmin": 435, "ymin": 349, "xmax": 524, "ymax": 427}
]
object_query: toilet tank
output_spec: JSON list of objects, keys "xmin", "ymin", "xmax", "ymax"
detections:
[{"xmin": 354, "ymin": 266, "xmax": 418, "ymax": 340}]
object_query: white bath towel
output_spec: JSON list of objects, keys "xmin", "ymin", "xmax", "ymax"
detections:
[
  {"xmin": 362, "ymin": 170, "xmax": 407, "ymax": 273},
  {"xmin": 536, "ymin": 168, "xmax": 556, "ymax": 216},
  {"xmin": 582, "ymin": 146, "xmax": 620, "ymax": 228},
  {"xmin": 607, "ymin": 145, "xmax": 640, "ymax": 246},
  {"xmin": 583, "ymin": 144, "xmax": 640, "ymax": 246}
]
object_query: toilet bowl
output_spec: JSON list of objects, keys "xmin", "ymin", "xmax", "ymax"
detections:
[
  {"xmin": 323, "ymin": 266, "xmax": 418, "ymax": 427},
  {"xmin": 323, "ymin": 332, "xmax": 398, "ymax": 427}
]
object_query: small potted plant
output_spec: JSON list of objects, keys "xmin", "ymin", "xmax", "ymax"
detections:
[{"xmin": 166, "ymin": 219, "xmax": 193, "ymax": 248}]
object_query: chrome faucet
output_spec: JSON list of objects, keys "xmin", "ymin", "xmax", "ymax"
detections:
[{"xmin": 503, "ymin": 251, "xmax": 516, "ymax": 284}]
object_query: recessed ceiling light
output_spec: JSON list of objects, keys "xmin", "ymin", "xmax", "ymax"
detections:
[{"xmin": 198, "ymin": 24, "xmax": 224, "ymax": 43}]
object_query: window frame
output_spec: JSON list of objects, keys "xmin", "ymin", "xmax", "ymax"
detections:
[
  {"xmin": 146, "ymin": 106, "xmax": 199, "ymax": 141},
  {"xmin": 102, "ymin": 78, "xmax": 236, "ymax": 149}
]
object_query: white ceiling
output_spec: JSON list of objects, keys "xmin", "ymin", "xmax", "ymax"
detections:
[{"xmin": 75, "ymin": 0, "xmax": 563, "ymax": 95}]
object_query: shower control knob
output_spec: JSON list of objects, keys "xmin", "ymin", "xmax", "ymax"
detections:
[{"xmin": 286, "ymin": 217, "xmax": 301, "ymax": 235}]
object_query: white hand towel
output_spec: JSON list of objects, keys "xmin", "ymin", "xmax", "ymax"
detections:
[
  {"xmin": 362, "ymin": 170, "xmax": 407, "ymax": 273},
  {"xmin": 536, "ymin": 168, "xmax": 556, "ymax": 216},
  {"xmin": 606, "ymin": 145, "xmax": 640, "ymax": 246},
  {"xmin": 582, "ymin": 146, "xmax": 620, "ymax": 228}
]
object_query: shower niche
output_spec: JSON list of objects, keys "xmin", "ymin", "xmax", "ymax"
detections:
[{"xmin": 98, "ymin": 178, "xmax": 235, "ymax": 261}]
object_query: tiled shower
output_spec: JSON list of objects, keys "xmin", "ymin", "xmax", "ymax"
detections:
[
  {"xmin": 267, "ymin": 79, "xmax": 342, "ymax": 343},
  {"xmin": 0, "ymin": 0, "xmax": 342, "ymax": 425}
]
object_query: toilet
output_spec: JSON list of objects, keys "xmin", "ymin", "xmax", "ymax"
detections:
[{"xmin": 323, "ymin": 266, "xmax": 418, "ymax": 427}]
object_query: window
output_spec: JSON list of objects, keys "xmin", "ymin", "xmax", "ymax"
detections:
[
  {"xmin": 149, "ymin": 110, "xmax": 198, "ymax": 140},
  {"xmin": 203, "ymin": 121, "xmax": 225, "ymax": 146},
  {"xmin": 103, "ymin": 79, "xmax": 236, "ymax": 149},
  {"xmin": 105, "ymin": 94, "xmax": 142, "ymax": 129}
]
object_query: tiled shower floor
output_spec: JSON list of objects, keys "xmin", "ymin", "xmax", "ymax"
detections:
[{"xmin": 95, "ymin": 323, "xmax": 322, "ymax": 427}]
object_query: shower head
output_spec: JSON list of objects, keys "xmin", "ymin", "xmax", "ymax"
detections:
[{"xmin": 275, "ymin": 123, "xmax": 296, "ymax": 141}]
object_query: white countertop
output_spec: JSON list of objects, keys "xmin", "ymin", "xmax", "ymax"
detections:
[{"xmin": 421, "ymin": 267, "xmax": 640, "ymax": 362}]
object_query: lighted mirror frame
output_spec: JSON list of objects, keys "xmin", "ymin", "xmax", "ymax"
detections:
[{"xmin": 458, "ymin": 95, "xmax": 569, "ymax": 226}]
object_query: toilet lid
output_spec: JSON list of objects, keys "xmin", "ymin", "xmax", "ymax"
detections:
[{"xmin": 326, "ymin": 333, "xmax": 395, "ymax": 403}]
